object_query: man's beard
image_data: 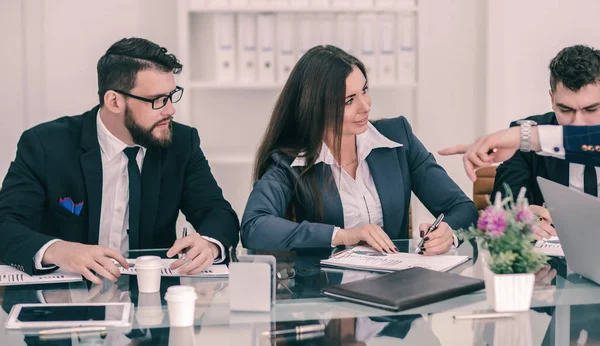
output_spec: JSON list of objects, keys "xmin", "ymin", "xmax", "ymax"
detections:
[{"xmin": 124, "ymin": 106, "xmax": 173, "ymax": 149}]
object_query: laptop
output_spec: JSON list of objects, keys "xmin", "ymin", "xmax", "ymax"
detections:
[{"xmin": 537, "ymin": 176, "xmax": 600, "ymax": 285}]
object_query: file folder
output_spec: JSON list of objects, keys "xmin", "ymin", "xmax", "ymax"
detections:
[
  {"xmin": 375, "ymin": 0, "xmax": 396, "ymax": 6},
  {"xmin": 357, "ymin": 13, "xmax": 378, "ymax": 81},
  {"xmin": 352, "ymin": 0, "xmax": 373, "ymax": 7},
  {"xmin": 276, "ymin": 13, "xmax": 296, "ymax": 82},
  {"xmin": 315, "ymin": 14, "xmax": 336, "ymax": 46},
  {"xmin": 249, "ymin": 0, "xmax": 269, "ymax": 6},
  {"xmin": 237, "ymin": 14, "xmax": 258, "ymax": 83},
  {"xmin": 297, "ymin": 14, "xmax": 314, "ymax": 57},
  {"xmin": 378, "ymin": 13, "xmax": 396, "ymax": 84},
  {"xmin": 397, "ymin": 13, "xmax": 416, "ymax": 83},
  {"xmin": 206, "ymin": 0, "xmax": 230, "ymax": 7},
  {"xmin": 230, "ymin": 0, "xmax": 249, "ymax": 6},
  {"xmin": 257, "ymin": 13, "xmax": 276, "ymax": 83},
  {"xmin": 332, "ymin": 0, "xmax": 352, "ymax": 7},
  {"xmin": 336, "ymin": 14, "xmax": 356, "ymax": 55},
  {"xmin": 214, "ymin": 14, "xmax": 236, "ymax": 82},
  {"xmin": 269, "ymin": 0, "xmax": 289, "ymax": 5},
  {"xmin": 290, "ymin": 0, "xmax": 309, "ymax": 6},
  {"xmin": 310, "ymin": 0, "xmax": 330, "ymax": 6}
]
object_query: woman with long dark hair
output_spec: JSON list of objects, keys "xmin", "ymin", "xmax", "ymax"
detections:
[{"xmin": 241, "ymin": 45, "xmax": 477, "ymax": 254}]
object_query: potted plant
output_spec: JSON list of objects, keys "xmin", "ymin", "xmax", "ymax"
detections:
[{"xmin": 458, "ymin": 187, "xmax": 548, "ymax": 312}]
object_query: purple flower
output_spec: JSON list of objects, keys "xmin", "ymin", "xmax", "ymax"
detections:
[
  {"xmin": 477, "ymin": 206, "xmax": 507, "ymax": 237},
  {"xmin": 515, "ymin": 204, "xmax": 534, "ymax": 224}
]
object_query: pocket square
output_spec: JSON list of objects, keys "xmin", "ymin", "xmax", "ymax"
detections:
[{"xmin": 58, "ymin": 197, "xmax": 83, "ymax": 216}]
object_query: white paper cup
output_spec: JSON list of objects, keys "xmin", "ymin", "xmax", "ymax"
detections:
[
  {"xmin": 136, "ymin": 256, "xmax": 163, "ymax": 293},
  {"xmin": 165, "ymin": 285, "xmax": 197, "ymax": 327},
  {"xmin": 136, "ymin": 292, "xmax": 165, "ymax": 326},
  {"xmin": 168, "ymin": 326, "xmax": 196, "ymax": 346}
]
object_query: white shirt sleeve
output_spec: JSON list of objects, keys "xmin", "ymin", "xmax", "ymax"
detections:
[
  {"xmin": 331, "ymin": 227, "xmax": 341, "ymax": 247},
  {"xmin": 537, "ymin": 125, "xmax": 565, "ymax": 159},
  {"xmin": 33, "ymin": 239, "xmax": 61, "ymax": 270},
  {"xmin": 202, "ymin": 236, "xmax": 226, "ymax": 264}
]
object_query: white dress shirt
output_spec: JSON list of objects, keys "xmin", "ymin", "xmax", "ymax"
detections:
[
  {"xmin": 538, "ymin": 125, "xmax": 600, "ymax": 194},
  {"xmin": 291, "ymin": 122, "xmax": 458, "ymax": 246},
  {"xmin": 34, "ymin": 111, "xmax": 225, "ymax": 269}
]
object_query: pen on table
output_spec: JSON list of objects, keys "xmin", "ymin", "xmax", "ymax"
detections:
[
  {"xmin": 181, "ymin": 227, "xmax": 188, "ymax": 261},
  {"xmin": 261, "ymin": 323, "xmax": 326, "ymax": 338},
  {"xmin": 24, "ymin": 326, "xmax": 107, "ymax": 336},
  {"xmin": 415, "ymin": 213, "xmax": 444, "ymax": 253},
  {"xmin": 453, "ymin": 312, "xmax": 516, "ymax": 320}
]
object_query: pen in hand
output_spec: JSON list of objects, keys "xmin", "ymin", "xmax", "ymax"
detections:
[
  {"xmin": 181, "ymin": 227, "xmax": 188, "ymax": 261},
  {"xmin": 415, "ymin": 213, "xmax": 444, "ymax": 253}
]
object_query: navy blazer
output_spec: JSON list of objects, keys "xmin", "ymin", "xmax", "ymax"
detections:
[
  {"xmin": 564, "ymin": 125, "xmax": 600, "ymax": 166},
  {"xmin": 241, "ymin": 116, "xmax": 478, "ymax": 249},
  {"xmin": 0, "ymin": 106, "xmax": 239, "ymax": 275},
  {"xmin": 492, "ymin": 112, "xmax": 569, "ymax": 205}
]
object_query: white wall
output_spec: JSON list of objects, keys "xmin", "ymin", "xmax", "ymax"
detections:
[{"xmin": 486, "ymin": 0, "xmax": 600, "ymax": 133}]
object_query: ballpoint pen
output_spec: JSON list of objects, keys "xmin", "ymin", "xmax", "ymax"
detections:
[
  {"xmin": 415, "ymin": 213, "xmax": 444, "ymax": 253},
  {"xmin": 261, "ymin": 323, "xmax": 326, "ymax": 338},
  {"xmin": 182, "ymin": 227, "xmax": 188, "ymax": 261},
  {"xmin": 24, "ymin": 326, "xmax": 107, "ymax": 337},
  {"xmin": 453, "ymin": 312, "xmax": 516, "ymax": 320}
]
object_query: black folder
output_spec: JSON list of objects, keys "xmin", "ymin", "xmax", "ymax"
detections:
[{"xmin": 322, "ymin": 267, "xmax": 485, "ymax": 311}]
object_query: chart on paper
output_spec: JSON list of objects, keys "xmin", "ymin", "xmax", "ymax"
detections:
[
  {"xmin": 114, "ymin": 259, "xmax": 229, "ymax": 278},
  {"xmin": 0, "ymin": 266, "xmax": 82, "ymax": 286},
  {"xmin": 534, "ymin": 236, "xmax": 564, "ymax": 257}
]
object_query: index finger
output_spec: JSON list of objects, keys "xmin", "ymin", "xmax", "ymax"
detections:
[
  {"xmin": 438, "ymin": 144, "xmax": 469, "ymax": 156},
  {"xmin": 167, "ymin": 237, "xmax": 194, "ymax": 258},
  {"xmin": 103, "ymin": 248, "xmax": 129, "ymax": 269}
]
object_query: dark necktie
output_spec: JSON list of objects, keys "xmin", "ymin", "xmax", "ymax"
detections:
[
  {"xmin": 584, "ymin": 165, "xmax": 598, "ymax": 197},
  {"xmin": 124, "ymin": 147, "xmax": 141, "ymax": 250}
]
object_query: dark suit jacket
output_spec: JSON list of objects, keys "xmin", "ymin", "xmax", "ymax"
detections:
[
  {"xmin": 564, "ymin": 124, "xmax": 600, "ymax": 166},
  {"xmin": 241, "ymin": 116, "xmax": 478, "ymax": 249},
  {"xmin": 0, "ymin": 106, "xmax": 239, "ymax": 275},
  {"xmin": 492, "ymin": 112, "xmax": 569, "ymax": 205}
]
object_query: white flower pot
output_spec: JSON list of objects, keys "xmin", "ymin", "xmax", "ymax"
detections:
[{"xmin": 484, "ymin": 270, "xmax": 535, "ymax": 312}]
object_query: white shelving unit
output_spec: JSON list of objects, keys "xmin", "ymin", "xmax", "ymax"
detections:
[{"xmin": 177, "ymin": 0, "xmax": 419, "ymax": 222}]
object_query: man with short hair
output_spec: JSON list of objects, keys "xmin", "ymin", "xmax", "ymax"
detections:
[{"xmin": 0, "ymin": 37, "xmax": 239, "ymax": 283}]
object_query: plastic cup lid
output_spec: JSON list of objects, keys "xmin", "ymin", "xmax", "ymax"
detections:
[
  {"xmin": 135, "ymin": 256, "xmax": 163, "ymax": 270},
  {"xmin": 165, "ymin": 285, "xmax": 197, "ymax": 301}
]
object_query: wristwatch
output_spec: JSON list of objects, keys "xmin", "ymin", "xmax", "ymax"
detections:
[{"xmin": 517, "ymin": 119, "xmax": 537, "ymax": 152}]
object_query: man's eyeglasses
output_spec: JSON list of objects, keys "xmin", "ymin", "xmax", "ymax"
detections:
[{"xmin": 113, "ymin": 86, "xmax": 184, "ymax": 110}]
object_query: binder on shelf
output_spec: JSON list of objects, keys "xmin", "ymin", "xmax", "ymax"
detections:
[
  {"xmin": 276, "ymin": 13, "xmax": 296, "ymax": 83},
  {"xmin": 310, "ymin": 0, "xmax": 330, "ymax": 6},
  {"xmin": 206, "ymin": 0, "xmax": 230, "ymax": 7},
  {"xmin": 357, "ymin": 13, "xmax": 378, "ymax": 82},
  {"xmin": 378, "ymin": 13, "xmax": 396, "ymax": 84},
  {"xmin": 352, "ymin": 0, "xmax": 373, "ymax": 7},
  {"xmin": 237, "ymin": 14, "xmax": 258, "ymax": 83},
  {"xmin": 214, "ymin": 14, "xmax": 236, "ymax": 82},
  {"xmin": 332, "ymin": 0, "xmax": 353, "ymax": 7},
  {"xmin": 315, "ymin": 14, "xmax": 336, "ymax": 46},
  {"xmin": 257, "ymin": 14, "xmax": 276, "ymax": 83},
  {"xmin": 270, "ymin": 0, "xmax": 289, "ymax": 5},
  {"xmin": 230, "ymin": 0, "xmax": 249, "ymax": 6},
  {"xmin": 289, "ymin": 0, "xmax": 309, "ymax": 6},
  {"xmin": 375, "ymin": 0, "xmax": 396, "ymax": 7},
  {"xmin": 336, "ymin": 14, "xmax": 356, "ymax": 55},
  {"xmin": 397, "ymin": 13, "xmax": 416, "ymax": 83},
  {"xmin": 249, "ymin": 0, "xmax": 269, "ymax": 6},
  {"xmin": 297, "ymin": 14, "xmax": 314, "ymax": 57}
]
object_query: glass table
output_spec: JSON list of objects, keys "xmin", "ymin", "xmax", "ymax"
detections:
[{"xmin": 0, "ymin": 240, "xmax": 599, "ymax": 345}]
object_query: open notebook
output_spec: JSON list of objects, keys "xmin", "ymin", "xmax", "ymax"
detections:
[
  {"xmin": 320, "ymin": 246, "xmax": 469, "ymax": 273},
  {"xmin": 115, "ymin": 258, "xmax": 229, "ymax": 278},
  {"xmin": 0, "ymin": 266, "xmax": 82, "ymax": 286}
]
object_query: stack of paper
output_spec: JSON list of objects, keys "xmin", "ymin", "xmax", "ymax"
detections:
[
  {"xmin": 320, "ymin": 246, "xmax": 469, "ymax": 273},
  {"xmin": 115, "ymin": 259, "xmax": 229, "ymax": 278},
  {"xmin": 0, "ymin": 266, "xmax": 82, "ymax": 286},
  {"xmin": 534, "ymin": 236, "xmax": 564, "ymax": 257}
]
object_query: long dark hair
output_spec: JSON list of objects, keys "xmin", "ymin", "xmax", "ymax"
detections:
[{"xmin": 254, "ymin": 45, "xmax": 367, "ymax": 220}]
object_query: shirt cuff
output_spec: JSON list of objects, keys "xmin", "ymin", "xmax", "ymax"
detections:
[
  {"xmin": 33, "ymin": 239, "xmax": 61, "ymax": 270},
  {"xmin": 202, "ymin": 236, "xmax": 226, "ymax": 264},
  {"xmin": 537, "ymin": 125, "xmax": 565, "ymax": 159},
  {"xmin": 331, "ymin": 227, "xmax": 341, "ymax": 247}
]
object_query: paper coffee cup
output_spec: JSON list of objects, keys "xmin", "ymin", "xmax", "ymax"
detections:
[
  {"xmin": 168, "ymin": 326, "xmax": 196, "ymax": 345},
  {"xmin": 165, "ymin": 285, "xmax": 197, "ymax": 327},
  {"xmin": 136, "ymin": 292, "xmax": 165, "ymax": 326},
  {"xmin": 136, "ymin": 256, "xmax": 163, "ymax": 293}
]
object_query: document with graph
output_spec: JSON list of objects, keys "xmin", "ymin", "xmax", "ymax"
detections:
[
  {"xmin": 115, "ymin": 259, "xmax": 229, "ymax": 278},
  {"xmin": 534, "ymin": 236, "xmax": 564, "ymax": 257},
  {"xmin": 0, "ymin": 266, "xmax": 82, "ymax": 286},
  {"xmin": 320, "ymin": 246, "xmax": 469, "ymax": 273}
]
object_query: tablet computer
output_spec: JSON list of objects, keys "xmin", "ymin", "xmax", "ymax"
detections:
[{"xmin": 5, "ymin": 302, "xmax": 133, "ymax": 329}]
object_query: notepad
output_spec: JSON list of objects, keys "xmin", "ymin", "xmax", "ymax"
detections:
[
  {"xmin": 0, "ymin": 266, "xmax": 82, "ymax": 286},
  {"xmin": 115, "ymin": 259, "xmax": 229, "ymax": 278},
  {"xmin": 320, "ymin": 246, "xmax": 469, "ymax": 273},
  {"xmin": 534, "ymin": 236, "xmax": 564, "ymax": 257}
]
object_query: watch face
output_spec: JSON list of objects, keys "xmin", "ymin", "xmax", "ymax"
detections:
[{"xmin": 517, "ymin": 119, "xmax": 537, "ymax": 126}]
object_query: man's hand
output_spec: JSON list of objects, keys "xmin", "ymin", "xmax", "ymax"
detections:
[
  {"xmin": 438, "ymin": 127, "xmax": 540, "ymax": 182},
  {"xmin": 529, "ymin": 205, "xmax": 557, "ymax": 240},
  {"xmin": 42, "ymin": 241, "xmax": 129, "ymax": 285},
  {"xmin": 167, "ymin": 232, "xmax": 219, "ymax": 275},
  {"xmin": 419, "ymin": 222, "xmax": 454, "ymax": 255},
  {"xmin": 332, "ymin": 224, "xmax": 398, "ymax": 254}
]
